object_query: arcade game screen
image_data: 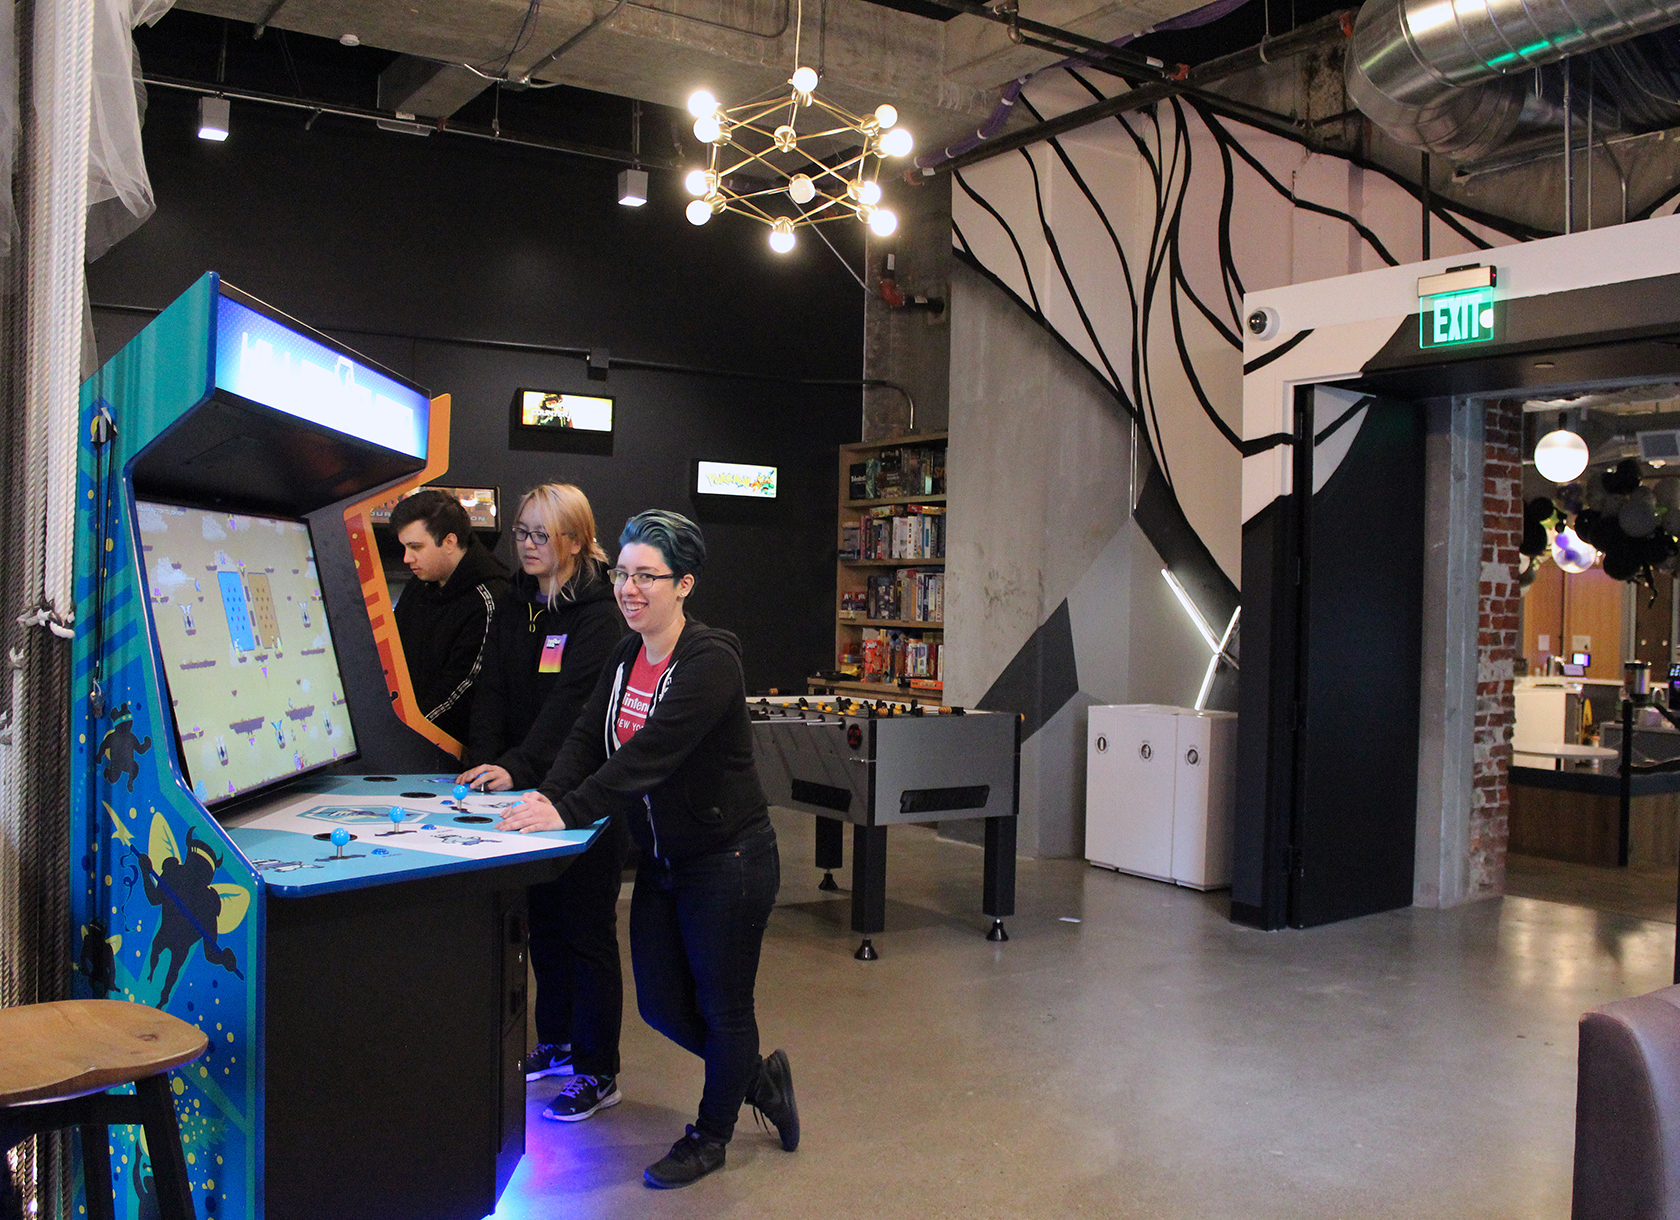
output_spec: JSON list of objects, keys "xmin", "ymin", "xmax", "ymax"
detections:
[{"xmin": 136, "ymin": 501, "xmax": 358, "ymax": 805}]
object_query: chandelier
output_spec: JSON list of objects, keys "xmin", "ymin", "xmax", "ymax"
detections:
[{"xmin": 681, "ymin": 64, "xmax": 914, "ymax": 253}]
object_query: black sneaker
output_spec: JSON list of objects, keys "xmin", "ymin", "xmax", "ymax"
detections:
[
  {"xmin": 643, "ymin": 1126, "xmax": 726, "ymax": 1189},
  {"xmin": 749, "ymin": 1048, "xmax": 800, "ymax": 1151},
  {"xmin": 542, "ymin": 1074, "xmax": 622, "ymax": 1122},
  {"xmin": 522, "ymin": 1043, "xmax": 572, "ymax": 1081}
]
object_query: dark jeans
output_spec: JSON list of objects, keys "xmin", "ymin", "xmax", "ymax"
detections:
[
  {"xmin": 529, "ymin": 811, "xmax": 630, "ymax": 1078},
  {"xmin": 630, "ymin": 822, "xmax": 779, "ymax": 1143}
]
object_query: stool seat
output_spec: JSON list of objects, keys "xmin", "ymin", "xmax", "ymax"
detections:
[{"xmin": 0, "ymin": 1000, "xmax": 208, "ymax": 1106}]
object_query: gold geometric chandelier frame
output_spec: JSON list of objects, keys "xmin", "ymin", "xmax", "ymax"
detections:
[{"xmin": 682, "ymin": 67, "xmax": 914, "ymax": 253}]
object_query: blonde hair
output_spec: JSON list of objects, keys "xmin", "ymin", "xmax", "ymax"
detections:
[{"xmin": 518, "ymin": 483, "xmax": 608, "ymax": 605}]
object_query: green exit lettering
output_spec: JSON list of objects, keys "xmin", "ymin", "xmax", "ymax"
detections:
[{"xmin": 1419, "ymin": 287, "xmax": 1497, "ymax": 348}]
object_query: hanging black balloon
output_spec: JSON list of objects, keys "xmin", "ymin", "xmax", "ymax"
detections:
[
  {"xmin": 1603, "ymin": 543, "xmax": 1642, "ymax": 581},
  {"xmin": 1602, "ymin": 457, "xmax": 1644, "ymax": 495},
  {"xmin": 1524, "ymin": 496, "xmax": 1557, "ymax": 525}
]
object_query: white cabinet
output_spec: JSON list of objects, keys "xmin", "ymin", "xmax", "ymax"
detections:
[{"xmin": 1085, "ymin": 704, "xmax": 1236, "ymax": 890}]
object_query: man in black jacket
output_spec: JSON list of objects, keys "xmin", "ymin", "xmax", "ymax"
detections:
[{"xmin": 390, "ymin": 489, "xmax": 511, "ymax": 744}]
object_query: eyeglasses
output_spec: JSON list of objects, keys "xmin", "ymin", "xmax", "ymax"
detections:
[
  {"xmin": 609, "ymin": 569, "xmax": 678, "ymax": 590},
  {"xmin": 512, "ymin": 527, "xmax": 551, "ymax": 545}
]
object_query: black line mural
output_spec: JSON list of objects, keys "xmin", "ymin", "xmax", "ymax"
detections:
[{"xmin": 948, "ymin": 71, "xmax": 1534, "ymax": 576}]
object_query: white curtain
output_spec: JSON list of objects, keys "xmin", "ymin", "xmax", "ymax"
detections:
[{"xmin": 86, "ymin": 0, "xmax": 173, "ymax": 261}]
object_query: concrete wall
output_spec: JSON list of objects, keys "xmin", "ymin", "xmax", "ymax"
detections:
[{"xmin": 943, "ymin": 261, "xmax": 1213, "ymax": 858}]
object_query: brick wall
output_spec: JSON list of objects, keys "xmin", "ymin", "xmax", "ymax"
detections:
[{"xmin": 1472, "ymin": 400, "xmax": 1523, "ymax": 897}]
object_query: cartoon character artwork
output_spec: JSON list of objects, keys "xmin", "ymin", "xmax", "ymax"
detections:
[
  {"xmin": 99, "ymin": 702, "xmax": 153, "ymax": 793},
  {"xmin": 135, "ymin": 816, "xmax": 250, "ymax": 1006}
]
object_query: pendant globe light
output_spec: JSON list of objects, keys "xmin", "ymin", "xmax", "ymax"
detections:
[{"xmin": 1534, "ymin": 413, "xmax": 1590, "ymax": 484}]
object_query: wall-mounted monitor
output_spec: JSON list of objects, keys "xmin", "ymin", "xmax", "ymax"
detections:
[
  {"xmin": 136, "ymin": 500, "xmax": 358, "ymax": 807},
  {"xmin": 517, "ymin": 389, "xmax": 613, "ymax": 433},
  {"xmin": 694, "ymin": 460, "xmax": 778, "ymax": 499},
  {"xmin": 509, "ymin": 388, "xmax": 615, "ymax": 455}
]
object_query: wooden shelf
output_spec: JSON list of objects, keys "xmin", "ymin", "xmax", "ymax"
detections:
[
  {"xmin": 845, "ymin": 494, "xmax": 947, "ymax": 508},
  {"xmin": 840, "ymin": 431, "xmax": 949, "ymax": 455},
  {"xmin": 840, "ymin": 557, "xmax": 945, "ymax": 567},
  {"xmin": 838, "ymin": 617, "xmax": 944, "ymax": 630}
]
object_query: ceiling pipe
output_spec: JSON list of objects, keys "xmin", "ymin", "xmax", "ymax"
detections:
[
  {"xmin": 910, "ymin": 0, "xmax": 1184, "ymax": 80},
  {"xmin": 142, "ymin": 75, "xmax": 684, "ymax": 170},
  {"xmin": 929, "ymin": 10, "xmax": 1355, "ymax": 175},
  {"xmin": 1345, "ymin": 0, "xmax": 1680, "ymax": 159}
]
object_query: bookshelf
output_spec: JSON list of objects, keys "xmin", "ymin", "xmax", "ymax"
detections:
[{"xmin": 809, "ymin": 432, "xmax": 948, "ymax": 704}]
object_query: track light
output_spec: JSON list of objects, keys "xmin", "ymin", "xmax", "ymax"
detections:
[
  {"xmin": 198, "ymin": 96, "xmax": 230, "ymax": 142},
  {"xmin": 618, "ymin": 167, "xmax": 648, "ymax": 208}
]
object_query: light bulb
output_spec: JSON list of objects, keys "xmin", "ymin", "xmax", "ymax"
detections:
[
  {"xmin": 693, "ymin": 115, "xmax": 723, "ymax": 144},
  {"xmin": 687, "ymin": 90, "xmax": 718, "ymax": 118},
  {"xmin": 857, "ymin": 179, "xmax": 882, "ymax": 206},
  {"xmin": 1535, "ymin": 428, "xmax": 1590, "ymax": 483},
  {"xmin": 684, "ymin": 169, "xmax": 710, "ymax": 197},
  {"xmin": 868, "ymin": 207, "xmax": 898, "ymax": 237},
  {"xmin": 686, "ymin": 199, "xmax": 714, "ymax": 226},
  {"xmin": 874, "ymin": 104, "xmax": 898, "ymax": 129},
  {"xmin": 787, "ymin": 174, "xmax": 816, "ymax": 204},
  {"xmin": 790, "ymin": 66, "xmax": 819, "ymax": 95},
  {"xmin": 1551, "ymin": 526, "xmax": 1598, "ymax": 574},
  {"xmin": 769, "ymin": 219, "xmax": 796, "ymax": 253},
  {"xmin": 879, "ymin": 126, "xmax": 913, "ymax": 158}
]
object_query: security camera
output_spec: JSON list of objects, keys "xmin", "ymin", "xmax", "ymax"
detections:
[{"xmin": 1246, "ymin": 306, "xmax": 1279, "ymax": 340}]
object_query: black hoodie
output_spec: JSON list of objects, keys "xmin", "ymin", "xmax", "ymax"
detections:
[
  {"xmin": 537, "ymin": 618, "xmax": 770, "ymax": 864},
  {"xmin": 392, "ymin": 536, "xmax": 512, "ymax": 742},
  {"xmin": 465, "ymin": 561, "xmax": 623, "ymax": 789}
]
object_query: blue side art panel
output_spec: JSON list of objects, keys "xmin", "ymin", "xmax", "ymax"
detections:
[{"xmin": 71, "ymin": 273, "xmax": 265, "ymax": 1220}]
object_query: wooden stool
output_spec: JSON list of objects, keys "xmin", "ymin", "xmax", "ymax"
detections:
[{"xmin": 0, "ymin": 1000, "xmax": 208, "ymax": 1220}]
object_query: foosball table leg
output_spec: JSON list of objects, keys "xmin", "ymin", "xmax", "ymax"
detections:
[
  {"xmin": 851, "ymin": 824, "xmax": 888, "ymax": 960},
  {"xmin": 983, "ymin": 814, "xmax": 1016, "ymax": 943},
  {"xmin": 815, "ymin": 816, "xmax": 843, "ymax": 892}
]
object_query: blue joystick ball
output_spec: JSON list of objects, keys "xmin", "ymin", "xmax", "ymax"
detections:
[
  {"xmin": 453, "ymin": 783, "xmax": 471, "ymax": 802},
  {"xmin": 389, "ymin": 807, "xmax": 405, "ymax": 826},
  {"xmin": 330, "ymin": 827, "xmax": 351, "ymax": 848}
]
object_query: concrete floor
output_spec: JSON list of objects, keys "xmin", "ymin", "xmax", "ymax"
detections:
[
  {"xmin": 1505, "ymin": 852, "xmax": 1678, "ymax": 925},
  {"xmin": 493, "ymin": 810, "xmax": 1677, "ymax": 1219}
]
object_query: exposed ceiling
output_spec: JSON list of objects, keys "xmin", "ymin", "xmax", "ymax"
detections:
[{"xmin": 164, "ymin": 0, "xmax": 1295, "ymax": 155}]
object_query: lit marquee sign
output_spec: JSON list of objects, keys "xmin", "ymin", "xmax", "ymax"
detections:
[
  {"xmin": 214, "ymin": 295, "xmax": 429, "ymax": 458},
  {"xmin": 695, "ymin": 461, "xmax": 778, "ymax": 499}
]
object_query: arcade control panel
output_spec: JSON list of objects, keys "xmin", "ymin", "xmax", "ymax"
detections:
[{"xmin": 221, "ymin": 774, "xmax": 594, "ymax": 896}]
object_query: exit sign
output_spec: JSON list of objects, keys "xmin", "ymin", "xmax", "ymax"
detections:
[{"xmin": 1420, "ymin": 287, "xmax": 1497, "ymax": 348}]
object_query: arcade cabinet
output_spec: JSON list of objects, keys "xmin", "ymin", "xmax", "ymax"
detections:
[{"xmin": 70, "ymin": 274, "xmax": 599, "ymax": 1220}]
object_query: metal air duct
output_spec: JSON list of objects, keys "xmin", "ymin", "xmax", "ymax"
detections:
[{"xmin": 1345, "ymin": 0, "xmax": 1680, "ymax": 158}]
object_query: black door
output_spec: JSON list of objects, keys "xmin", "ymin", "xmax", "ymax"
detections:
[{"xmin": 1289, "ymin": 388, "xmax": 1426, "ymax": 926}]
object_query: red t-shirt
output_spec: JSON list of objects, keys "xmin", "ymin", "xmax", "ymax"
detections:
[{"xmin": 614, "ymin": 648, "xmax": 671, "ymax": 747}]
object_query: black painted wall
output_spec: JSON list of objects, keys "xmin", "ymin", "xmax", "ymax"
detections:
[{"xmin": 90, "ymin": 89, "xmax": 864, "ymax": 730}]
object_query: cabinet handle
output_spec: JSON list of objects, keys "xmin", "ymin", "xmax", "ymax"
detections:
[
  {"xmin": 1095, "ymin": 735, "xmax": 1108, "ymax": 753},
  {"xmin": 1185, "ymin": 747, "xmax": 1200, "ymax": 766},
  {"xmin": 1140, "ymin": 742, "xmax": 1152, "ymax": 760}
]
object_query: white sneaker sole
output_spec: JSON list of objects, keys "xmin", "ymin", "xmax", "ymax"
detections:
[
  {"xmin": 525, "ymin": 1063, "xmax": 575, "ymax": 1082},
  {"xmin": 543, "ymin": 1087, "xmax": 623, "ymax": 1122}
]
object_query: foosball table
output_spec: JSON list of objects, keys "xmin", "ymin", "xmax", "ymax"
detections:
[{"xmin": 749, "ymin": 696, "xmax": 1020, "ymax": 959}]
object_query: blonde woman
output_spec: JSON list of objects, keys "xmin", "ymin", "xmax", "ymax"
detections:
[{"xmin": 457, "ymin": 483, "xmax": 628, "ymax": 1114}]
